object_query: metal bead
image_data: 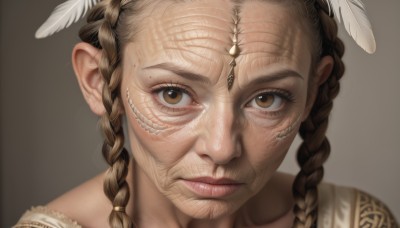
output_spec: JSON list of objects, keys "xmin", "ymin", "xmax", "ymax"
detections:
[
  {"xmin": 227, "ymin": 8, "xmax": 240, "ymax": 90},
  {"xmin": 229, "ymin": 44, "xmax": 239, "ymax": 57}
]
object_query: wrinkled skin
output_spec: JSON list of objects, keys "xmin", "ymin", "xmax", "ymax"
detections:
[{"xmin": 118, "ymin": 0, "xmax": 321, "ymax": 227}]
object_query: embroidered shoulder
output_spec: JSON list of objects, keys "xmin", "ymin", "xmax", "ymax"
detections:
[
  {"xmin": 318, "ymin": 183, "xmax": 399, "ymax": 228},
  {"xmin": 318, "ymin": 182, "xmax": 357, "ymax": 227},
  {"xmin": 13, "ymin": 206, "xmax": 82, "ymax": 228},
  {"xmin": 354, "ymin": 190, "xmax": 399, "ymax": 228}
]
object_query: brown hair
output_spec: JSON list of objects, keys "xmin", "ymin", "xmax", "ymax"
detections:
[
  {"xmin": 292, "ymin": 0, "xmax": 345, "ymax": 227},
  {"xmin": 79, "ymin": 0, "xmax": 136, "ymax": 227},
  {"xmin": 78, "ymin": 0, "xmax": 345, "ymax": 227}
]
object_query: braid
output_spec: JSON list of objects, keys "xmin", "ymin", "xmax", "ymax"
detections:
[
  {"xmin": 79, "ymin": 0, "xmax": 133, "ymax": 227},
  {"xmin": 292, "ymin": 1, "xmax": 345, "ymax": 227}
]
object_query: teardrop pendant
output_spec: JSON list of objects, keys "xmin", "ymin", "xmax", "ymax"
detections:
[{"xmin": 229, "ymin": 44, "xmax": 239, "ymax": 57}]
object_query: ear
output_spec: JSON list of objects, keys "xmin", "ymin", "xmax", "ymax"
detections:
[
  {"xmin": 302, "ymin": 55, "xmax": 334, "ymax": 121},
  {"xmin": 72, "ymin": 42, "xmax": 105, "ymax": 116}
]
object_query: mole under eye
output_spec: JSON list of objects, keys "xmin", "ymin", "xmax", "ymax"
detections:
[{"xmin": 156, "ymin": 87, "xmax": 193, "ymax": 108}]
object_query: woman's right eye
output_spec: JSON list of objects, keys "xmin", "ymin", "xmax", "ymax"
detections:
[{"xmin": 156, "ymin": 87, "xmax": 193, "ymax": 109}]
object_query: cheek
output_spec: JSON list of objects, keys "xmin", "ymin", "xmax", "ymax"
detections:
[
  {"xmin": 243, "ymin": 113, "xmax": 301, "ymax": 184},
  {"xmin": 126, "ymin": 104, "xmax": 188, "ymax": 153},
  {"xmin": 125, "ymin": 112, "xmax": 202, "ymax": 194},
  {"xmin": 126, "ymin": 88, "xmax": 168, "ymax": 135},
  {"xmin": 275, "ymin": 114, "xmax": 302, "ymax": 140},
  {"xmin": 243, "ymin": 128, "xmax": 289, "ymax": 172},
  {"xmin": 123, "ymin": 87, "xmax": 200, "ymax": 172}
]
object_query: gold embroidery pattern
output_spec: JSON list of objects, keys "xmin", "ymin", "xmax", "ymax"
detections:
[
  {"xmin": 357, "ymin": 191, "xmax": 399, "ymax": 228},
  {"xmin": 13, "ymin": 221, "xmax": 54, "ymax": 228},
  {"xmin": 13, "ymin": 206, "xmax": 82, "ymax": 228}
]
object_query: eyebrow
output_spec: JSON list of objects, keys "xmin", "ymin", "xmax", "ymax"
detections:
[
  {"xmin": 143, "ymin": 62, "xmax": 304, "ymax": 86},
  {"xmin": 143, "ymin": 63, "xmax": 212, "ymax": 84},
  {"xmin": 248, "ymin": 69, "xmax": 304, "ymax": 86}
]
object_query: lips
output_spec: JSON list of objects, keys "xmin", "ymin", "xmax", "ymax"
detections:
[{"xmin": 181, "ymin": 177, "xmax": 243, "ymax": 198}]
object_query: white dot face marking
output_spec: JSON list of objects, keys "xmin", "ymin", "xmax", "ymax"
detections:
[
  {"xmin": 126, "ymin": 88, "xmax": 168, "ymax": 135},
  {"xmin": 276, "ymin": 114, "xmax": 301, "ymax": 140}
]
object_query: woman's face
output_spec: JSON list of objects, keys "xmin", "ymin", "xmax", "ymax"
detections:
[{"xmin": 120, "ymin": 0, "xmax": 313, "ymax": 219}]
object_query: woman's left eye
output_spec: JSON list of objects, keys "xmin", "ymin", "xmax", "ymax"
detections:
[
  {"xmin": 156, "ymin": 87, "xmax": 193, "ymax": 108},
  {"xmin": 247, "ymin": 92, "xmax": 284, "ymax": 112}
]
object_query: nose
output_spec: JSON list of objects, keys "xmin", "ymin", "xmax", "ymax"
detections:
[{"xmin": 197, "ymin": 102, "xmax": 242, "ymax": 165}]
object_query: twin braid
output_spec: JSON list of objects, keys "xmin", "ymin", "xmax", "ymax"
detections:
[
  {"xmin": 79, "ymin": 0, "xmax": 134, "ymax": 227},
  {"xmin": 292, "ymin": 0, "xmax": 345, "ymax": 227}
]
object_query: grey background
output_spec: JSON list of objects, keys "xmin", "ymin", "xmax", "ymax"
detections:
[{"xmin": 1, "ymin": 0, "xmax": 399, "ymax": 227}]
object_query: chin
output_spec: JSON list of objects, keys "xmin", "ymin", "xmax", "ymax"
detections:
[{"xmin": 175, "ymin": 198, "xmax": 242, "ymax": 219}]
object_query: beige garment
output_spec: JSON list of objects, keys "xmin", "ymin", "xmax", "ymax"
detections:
[
  {"xmin": 13, "ymin": 206, "xmax": 81, "ymax": 228},
  {"xmin": 13, "ymin": 183, "xmax": 398, "ymax": 228},
  {"xmin": 318, "ymin": 183, "xmax": 398, "ymax": 228}
]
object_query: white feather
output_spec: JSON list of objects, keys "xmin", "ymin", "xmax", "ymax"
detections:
[
  {"xmin": 35, "ymin": 0, "xmax": 100, "ymax": 39},
  {"xmin": 327, "ymin": 0, "xmax": 376, "ymax": 53}
]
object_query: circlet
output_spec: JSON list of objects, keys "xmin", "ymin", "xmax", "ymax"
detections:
[{"xmin": 35, "ymin": 0, "xmax": 375, "ymax": 54}]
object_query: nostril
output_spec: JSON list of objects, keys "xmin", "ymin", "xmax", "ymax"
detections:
[{"xmin": 200, "ymin": 134, "xmax": 242, "ymax": 165}]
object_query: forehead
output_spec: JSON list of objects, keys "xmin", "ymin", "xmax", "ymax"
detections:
[{"xmin": 127, "ymin": 0, "xmax": 312, "ymax": 82}]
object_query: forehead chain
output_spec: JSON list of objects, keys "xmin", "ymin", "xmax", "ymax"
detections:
[{"xmin": 227, "ymin": 8, "xmax": 240, "ymax": 90}]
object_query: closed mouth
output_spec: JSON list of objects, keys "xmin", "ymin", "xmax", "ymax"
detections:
[
  {"xmin": 181, "ymin": 177, "xmax": 244, "ymax": 198},
  {"xmin": 184, "ymin": 177, "xmax": 242, "ymax": 185}
]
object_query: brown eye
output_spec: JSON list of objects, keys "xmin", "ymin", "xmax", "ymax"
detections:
[
  {"xmin": 255, "ymin": 94, "xmax": 275, "ymax": 108},
  {"xmin": 248, "ymin": 92, "xmax": 284, "ymax": 112},
  {"xmin": 157, "ymin": 87, "xmax": 193, "ymax": 108},
  {"xmin": 163, "ymin": 89, "xmax": 183, "ymax": 104}
]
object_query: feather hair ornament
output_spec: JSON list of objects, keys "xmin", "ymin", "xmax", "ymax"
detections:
[
  {"xmin": 323, "ymin": 0, "xmax": 376, "ymax": 53},
  {"xmin": 35, "ymin": 0, "xmax": 101, "ymax": 39}
]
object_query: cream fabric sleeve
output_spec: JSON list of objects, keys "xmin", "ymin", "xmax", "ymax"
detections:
[
  {"xmin": 318, "ymin": 182, "xmax": 399, "ymax": 228},
  {"xmin": 13, "ymin": 206, "xmax": 82, "ymax": 228}
]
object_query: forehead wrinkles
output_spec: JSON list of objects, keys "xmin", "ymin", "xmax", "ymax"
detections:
[
  {"xmin": 237, "ymin": 2, "xmax": 309, "ymax": 61},
  {"xmin": 135, "ymin": 2, "xmax": 236, "ymax": 68},
  {"xmin": 230, "ymin": 1, "xmax": 312, "ymax": 85}
]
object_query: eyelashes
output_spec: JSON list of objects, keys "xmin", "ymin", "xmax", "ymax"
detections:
[
  {"xmin": 157, "ymin": 87, "xmax": 192, "ymax": 108},
  {"xmin": 151, "ymin": 82, "xmax": 295, "ymax": 116},
  {"xmin": 244, "ymin": 89, "xmax": 295, "ymax": 117},
  {"xmin": 152, "ymin": 83, "xmax": 197, "ymax": 113}
]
